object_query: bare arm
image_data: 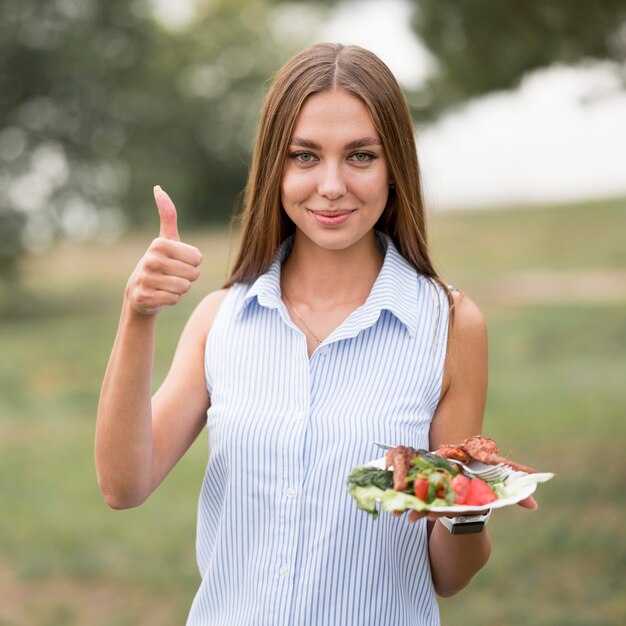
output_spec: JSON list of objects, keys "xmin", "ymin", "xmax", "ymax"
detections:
[
  {"xmin": 426, "ymin": 291, "xmax": 491, "ymax": 597},
  {"xmin": 95, "ymin": 186, "xmax": 223, "ymax": 509}
]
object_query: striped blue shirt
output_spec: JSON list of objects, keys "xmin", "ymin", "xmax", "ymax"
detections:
[{"xmin": 187, "ymin": 233, "xmax": 450, "ymax": 625}]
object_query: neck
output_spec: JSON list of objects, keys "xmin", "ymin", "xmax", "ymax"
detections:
[{"xmin": 281, "ymin": 230, "xmax": 384, "ymax": 306}]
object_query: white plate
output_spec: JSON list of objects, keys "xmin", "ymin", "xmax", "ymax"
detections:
[{"xmin": 360, "ymin": 455, "xmax": 554, "ymax": 513}]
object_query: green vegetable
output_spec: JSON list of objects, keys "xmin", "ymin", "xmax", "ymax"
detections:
[
  {"xmin": 427, "ymin": 471, "xmax": 456, "ymax": 505},
  {"xmin": 348, "ymin": 466, "xmax": 394, "ymax": 490},
  {"xmin": 348, "ymin": 452, "xmax": 460, "ymax": 516},
  {"xmin": 380, "ymin": 489, "xmax": 428, "ymax": 513},
  {"xmin": 348, "ymin": 485, "xmax": 386, "ymax": 518},
  {"xmin": 410, "ymin": 450, "xmax": 459, "ymax": 476}
]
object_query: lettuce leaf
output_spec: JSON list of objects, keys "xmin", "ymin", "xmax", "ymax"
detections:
[
  {"xmin": 380, "ymin": 489, "xmax": 428, "ymax": 513},
  {"xmin": 348, "ymin": 485, "xmax": 386, "ymax": 518},
  {"xmin": 348, "ymin": 465, "xmax": 393, "ymax": 490}
]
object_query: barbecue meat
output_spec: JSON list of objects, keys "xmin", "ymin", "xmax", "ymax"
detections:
[
  {"xmin": 462, "ymin": 435, "xmax": 537, "ymax": 474},
  {"xmin": 385, "ymin": 445, "xmax": 418, "ymax": 491},
  {"xmin": 435, "ymin": 444, "xmax": 472, "ymax": 463}
]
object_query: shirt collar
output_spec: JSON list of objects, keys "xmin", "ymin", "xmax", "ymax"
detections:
[
  {"xmin": 359, "ymin": 232, "xmax": 419, "ymax": 337},
  {"xmin": 235, "ymin": 232, "xmax": 419, "ymax": 337},
  {"xmin": 235, "ymin": 237, "xmax": 293, "ymax": 319}
]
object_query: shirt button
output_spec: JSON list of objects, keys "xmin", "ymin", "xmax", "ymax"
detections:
[
  {"xmin": 285, "ymin": 487, "xmax": 296, "ymax": 498},
  {"xmin": 279, "ymin": 565, "xmax": 289, "ymax": 577},
  {"xmin": 294, "ymin": 410, "xmax": 305, "ymax": 421},
  {"xmin": 319, "ymin": 347, "xmax": 329, "ymax": 356}
]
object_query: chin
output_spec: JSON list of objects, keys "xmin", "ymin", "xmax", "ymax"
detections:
[{"xmin": 299, "ymin": 228, "xmax": 375, "ymax": 252}]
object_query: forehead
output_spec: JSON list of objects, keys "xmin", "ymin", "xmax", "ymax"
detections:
[{"xmin": 291, "ymin": 89, "xmax": 379, "ymax": 142}]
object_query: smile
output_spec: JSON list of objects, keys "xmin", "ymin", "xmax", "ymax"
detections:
[{"xmin": 308, "ymin": 209, "xmax": 356, "ymax": 227}]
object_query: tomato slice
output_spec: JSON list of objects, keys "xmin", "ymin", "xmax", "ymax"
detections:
[
  {"xmin": 465, "ymin": 477, "xmax": 498, "ymax": 506},
  {"xmin": 451, "ymin": 474, "xmax": 471, "ymax": 505},
  {"xmin": 414, "ymin": 477, "xmax": 429, "ymax": 502}
]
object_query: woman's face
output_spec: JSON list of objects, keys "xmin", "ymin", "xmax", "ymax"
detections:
[{"xmin": 281, "ymin": 88, "xmax": 391, "ymax": 253}]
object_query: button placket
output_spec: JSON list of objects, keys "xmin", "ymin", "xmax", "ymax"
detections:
[{"xmin": 274, "ymin": 332, "xmax": 309, "ymax": 622}]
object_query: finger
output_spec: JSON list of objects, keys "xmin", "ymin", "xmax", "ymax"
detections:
[
  {"xmin": 151, "ymin": 238, "xmax": 203, "ymax": 266},
  {"xmin": 408, "ymin": 510, "xmax": 427, "ymax": 523},
  {"xmin": 154, "ymin": 256, "xmax": 201, "ymax": 282},
  {"xmin": 130, "ymin": 286, "xmax": 181, "ymax": 315},
  {"xmin": 150, "ymin": 275, "xmax": 193, "ymax": 296},
  {"xmin": 152, "ymin": 289, "xmax": 182, "ymax": 307},
  {"xmin": 154, "ymin": 185, "xmax": 180, "ymax": 241},
  {"xmin": 518, "ymin": 496, "xmax": 538, "ymax": 510}
]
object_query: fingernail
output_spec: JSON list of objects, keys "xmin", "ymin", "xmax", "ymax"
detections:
[{"xmin": 153, "ymin": 185, "xmax": 162, "ymax": 194}]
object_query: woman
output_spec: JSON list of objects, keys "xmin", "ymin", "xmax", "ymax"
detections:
[{"xmin": 96, "ymin": 43, "xmax": 535, "ymax": 625}]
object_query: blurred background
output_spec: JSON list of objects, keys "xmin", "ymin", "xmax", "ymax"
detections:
[{"xmin": 1, "ymin": 0, "xmax": 625, "ymax": 624}]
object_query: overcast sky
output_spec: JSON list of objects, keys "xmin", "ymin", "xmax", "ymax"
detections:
[{"xmin": 321, "ymin": 0, "xmax": 626, "ymax": 210}]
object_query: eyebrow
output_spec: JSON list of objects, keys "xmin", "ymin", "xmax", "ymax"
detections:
[{"xmin": 289, "ymin": 136, "xmax": 382, "ymax": 150}]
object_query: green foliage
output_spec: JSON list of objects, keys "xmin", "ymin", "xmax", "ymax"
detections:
[
  {"xmin": 0, "ymin": 207, "xmax": 25, "ymax": 276},
  {"xmin": 409, "ymin": 0, "xmax": 626, "ymax": 117},
  {"xmin": 410, "ymin": 450, "xmax": 459, "ymax": 475},
  {"xmin": 0, "ymin": 0, "xmax": 327, "ymax": 276}
]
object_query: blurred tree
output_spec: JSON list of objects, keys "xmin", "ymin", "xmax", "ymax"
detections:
[
  {"xmin": 0, "ymin": 0, "xmax": 328, "ymax": 277},
  {"xmin": 1, "ymin": 0, "xmax": 162, "ymax": 270},
  {"xmin": 409, "ymin": 0, "xmax": 626, "ymax": 117}
]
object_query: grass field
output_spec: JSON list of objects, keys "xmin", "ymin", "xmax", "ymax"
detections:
[{"xmin": 1, "ymin": 197, "xmax": 625, "ymax": 625}]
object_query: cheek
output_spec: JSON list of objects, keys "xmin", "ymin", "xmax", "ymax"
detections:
[
  {"xmin": 351, "ymin": 172, "xmax": 390, "ymax": 204},
  {"xmin": 281, "ymin": 169, "xmax": 311, "ymax": 205}
]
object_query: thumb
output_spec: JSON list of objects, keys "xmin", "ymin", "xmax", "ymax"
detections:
[{"xmin": 153, "ymin": 185, "xmax": 180, "ymax": 241}]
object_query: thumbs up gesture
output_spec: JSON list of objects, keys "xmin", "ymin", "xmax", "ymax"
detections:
[
  {"xmin": 125, "ymin": 186, "xmax": 203, "ymax": 316},
  {"xmin": 156, "ymin": 184, "xmax": 181, "ymax": 241}
]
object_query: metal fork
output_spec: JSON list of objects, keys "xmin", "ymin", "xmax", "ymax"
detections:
[
  {"xmin": 444, "ymin": 458, "xmax": 510, "ymax": 483},
  {"xmin": 373, "ymin": 442, "xmax": 510, "ymax": 483}
]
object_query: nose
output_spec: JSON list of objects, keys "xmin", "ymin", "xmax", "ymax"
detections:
[{"xmin": 317, "ymin": 162, "xmax": 346, "ymax": 200}]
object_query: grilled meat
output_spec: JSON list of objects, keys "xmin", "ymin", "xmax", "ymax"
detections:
[
  {"xmin": 458, "ymin": 435, "xmax": 537, "ymax": 474},
  {"xmin": 385, "ymin": 445, "xmax": 418, "ymax": 491},
  {"xmin": 435, "ymin": 444, "xmax": 471, "ymax": 463}
]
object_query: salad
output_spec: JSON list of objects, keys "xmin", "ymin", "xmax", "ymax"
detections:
[{"xmin": 348, "ymin": 443, "xmax": 554, "ymax": 518}]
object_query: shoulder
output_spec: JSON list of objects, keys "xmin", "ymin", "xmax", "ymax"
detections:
[
  {"xmin": 431, "ymin": 290, "xmax": 488, "ymax": 446},
  {"xmin": 439, "ymin": 289, "xmax": 487, "ymax": 399},
  {"xmin": 196, "ymin": 288, "xmax": 230, "ymax": 316},
  {"xmin": 449, "ymin": 290, "xmax": 487, "ymax": 343},
  {"xmin": 183, "ymin": 288, "xmax": 230, "ymax": 343}
]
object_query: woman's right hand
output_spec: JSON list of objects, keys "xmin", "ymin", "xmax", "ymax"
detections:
[{"xmin": 125, "ymin": 186, "xmax": 203, "ymax": 317}]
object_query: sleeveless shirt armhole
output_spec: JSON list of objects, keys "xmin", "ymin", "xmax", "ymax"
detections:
[
  {"xmin": 203, "ymin": 286, "xmax": 235, "ymax": 396},
  {"xmin": 429, "ymin": 279, "xmax": 452, "ymax": 415}
]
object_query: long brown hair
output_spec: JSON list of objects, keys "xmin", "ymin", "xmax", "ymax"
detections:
[{"xmin": 225, "ymin": 43, "xmax": 446, "ymax": 295}]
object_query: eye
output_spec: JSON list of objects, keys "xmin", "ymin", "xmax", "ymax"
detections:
[
  {"xmin": 289, "ymin": 151, "xmax": 318, "ymax": 165},
  {"xmin": 349, "ymin": 151, "xmax": 376, "ymax": 164}
]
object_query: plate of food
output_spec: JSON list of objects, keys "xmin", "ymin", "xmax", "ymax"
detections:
[{"xmin": 348, "ymin": 435, "xmax": 554, "ymax": 518}]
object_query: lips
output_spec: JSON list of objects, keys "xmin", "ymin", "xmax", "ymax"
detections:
[{"xmin": 309, "ymin": 209, "xmax": 355, "ymax": 227}]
